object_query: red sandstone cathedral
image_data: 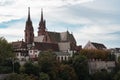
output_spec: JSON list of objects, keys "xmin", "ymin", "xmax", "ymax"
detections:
[{"xmin": 12, "ymin": 7, "xmax": 81, "ymax": 61}]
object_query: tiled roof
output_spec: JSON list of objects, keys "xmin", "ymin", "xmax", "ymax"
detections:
[
  {"xmin": 47, "ymin": 31, "xmax": 61, "ymax": 42},
  {"xmin": 32, "ymin": 42, "xmax": 59, "ymax": 51},
  {"xmin": 91, "ymin": 42, "xmax": 107, "ymax": 50},
  {"xmin": 47, "ymin": 31, "xmax": 76, "ymax": 43},
  {"xmin": 12, "ymin": 41, "xmax": 27, "ymax": 49},
  {"xmin": 62, "ymin": 31, "xmax": 76, "ymax": 43},
  {"xmin": 69, "ymin": 34, "xmax": 76, "ymax": 43}
]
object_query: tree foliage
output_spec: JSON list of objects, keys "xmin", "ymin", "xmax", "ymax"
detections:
[
  {"xmin": 92, "ymin": 70, "xmax": 112, "ymax": 80},
  {"xmin": 38, "ymin": 51, "xmax": 58, "ymax": 80},
  {"xmin": 23, "ymin": 62, "xmax": 39, "ymax": 76},
  {"xmin": 114, "ymin": 71, "xmax": 120, "ymax": 80},
  {"xmin": 39, "ymin": 72, "xmax": 49, "ymax": 80},
  {"xmin": 2, "ymin": 46, "xmax": 117, "ymax": 80},
  {"xmin": 5, "ymin": 73, "xmax": 37, "ymax": 80},
  {"xmin": 58, "ymin": 64, "xmax": 78, "ymax": 80},
  {"xmin": 0, "ymin": 37, "xmax": 15, "ymax": 73},
  {"xmin": 72, "ymin": 54, "xmax": 89, "ymax": 80},
  {"xmin": 80, "ymin": 49, "xmax": 111, "ymax": 60},
  {"xmin": 0, "ymin": 37, "xmax": 14, "ymax": 62},
  {"xmin": 14, "ymin": 62, "xmax": 21, "ymax": 73}
]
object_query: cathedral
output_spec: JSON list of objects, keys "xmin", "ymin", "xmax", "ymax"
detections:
[{"xmin": 12, "ymin": 7, "xmax": 80, "ymax": 61}]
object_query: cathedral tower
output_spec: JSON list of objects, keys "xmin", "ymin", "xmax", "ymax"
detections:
[
  {"xmin": 38, "ymin": 9, "xmax": 46, "ymax": 36},
  {"xmin": 24, "ymin": 7, "xmax": 34, "ymax": 44}
]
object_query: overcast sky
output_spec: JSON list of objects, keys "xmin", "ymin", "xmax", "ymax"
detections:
[{"xmin": 0, "ymin": 0, "xmax": 120, "ymax": 48}]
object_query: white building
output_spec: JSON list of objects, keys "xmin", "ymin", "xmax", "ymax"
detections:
[
  {"xmin": 55, "ymin": 52, "xmax": 71, "ymax": 61},
  {"xmin": 27, "ymin": 42, "xmax": 73, "ymax": 61},
  {"xmin": 12, "ymin": 41, "xmax": 29, "ymax": 61}
]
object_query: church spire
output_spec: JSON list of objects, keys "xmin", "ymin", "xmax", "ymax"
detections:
[
  {"xmin": 25, "ymin": 7, "xmax": 34, "ymax": 44},
  {"xmin": 27, "ymin": 7, "xmax": 31, "ymax": 21},
  {"xmin": 41, "ymin": 8, "xmax": 43, "ymax": 21},
  {"xmin": 38, "ymin": 8, "xmax": 46, "ymax": 36}
]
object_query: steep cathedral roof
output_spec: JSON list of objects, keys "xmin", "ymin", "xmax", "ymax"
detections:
[
  {"xmin": 46, "ymin": 31, "xmax": 76, "ymax": 43},
  {"xmin": 47, "ymin": 31, "xmax": 61, "ymax": 42}
]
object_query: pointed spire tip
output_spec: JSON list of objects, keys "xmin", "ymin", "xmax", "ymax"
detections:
[{"xmin": 27, "ymin": 7, "xmax": 31, "ymax": 21}]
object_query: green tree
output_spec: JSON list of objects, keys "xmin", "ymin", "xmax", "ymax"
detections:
[
  {"xmin": 39, "ymin": 72, "xmax": 49, "ymax": 80},
  {"xmin": 14, "ymin": 62, "xmax": 20, "ymax": 73},
  {"xmin": 92, "ymin": 70, "xmax": 112, "ymax": 80},
  {"xmin": 107, "ymin": 53, "xmax": 115, "ymax": 61},
  {"xmin": 0, "ymin": 37, "xmax": 14, "ymax": 62},
  {"xmin": 114, "ymin": 71, "xmax": 120, "ymax": 80},
  {"xmin": 0, "ymin": 37, "xmax": 14, "ymax": 73},
  {"xmin": 0, "ymin": 59, "xmax": 12, "ymax": 73},
  {"xmin": 72, "ymin": 54, "xmax": 89, "ymax": 80},
  {"xmin": 58, "ymin": 64, "xmax": 78, "ymax": 80},
  {"xmin": 38, "ymin": 51, "xmax": 58, "ymax": 80},
  {"xmin": 23, "ymin": 62, "xmax": 39, "ymax": 76},
  {"xmin": 80, "ymin": 49, "xmax": 110, "ymax": 60},
  {"xmin": 5, "ymin": 73, "xmax": 37, "ymax": 80}
]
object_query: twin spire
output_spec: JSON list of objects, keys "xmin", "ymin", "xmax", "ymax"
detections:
[
  {"xmin": 27, "ymin": 7, "xmax": 44, "ymax": 23},
  {"xmin": 26, "ymin": 7, "xmax": 46, "ymax": 36},
  {"xmin": 25, "ymin": 7, "xmax": 45, "ymax": 44}
]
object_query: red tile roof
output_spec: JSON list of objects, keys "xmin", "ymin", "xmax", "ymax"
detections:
[{"xmin": 32, "ymin": 42, "xmax": 59, "ymax": 51}]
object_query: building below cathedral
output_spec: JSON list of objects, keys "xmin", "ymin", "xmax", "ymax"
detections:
[
  {"xmin": 84, "ymin": 41, "xmax": 107, "ymax": 50},
  {"xmin": 12, "ymin": 7, "xmax": 81, "ymax": 61}
]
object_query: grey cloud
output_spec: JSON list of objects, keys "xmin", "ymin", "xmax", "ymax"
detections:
[{"xmin": 0, "ymin": 0, "xmax": 14, "ymax": 6}]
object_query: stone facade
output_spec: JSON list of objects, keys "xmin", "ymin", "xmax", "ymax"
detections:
[{"xmin": 88, "ymin": 59, "xmax": 115, "ymax": 74}]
